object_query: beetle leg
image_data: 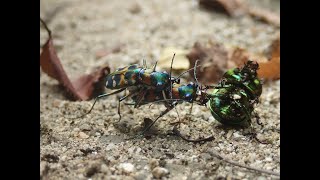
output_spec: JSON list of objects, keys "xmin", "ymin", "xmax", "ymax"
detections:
[
  {"xmin": 117, "ymin": 91, "xmax": 139, "ymax": 121},
  {"xmin": 133, "ymin": 88, "xmax": 148, "ymax": 108},
  {"xmin": 126, "ymin": 103, "xmax": 176, "ymax": 140},
  {"xmin": 64, "ymin": 88, "xmax": 126, "ymax": 119}
]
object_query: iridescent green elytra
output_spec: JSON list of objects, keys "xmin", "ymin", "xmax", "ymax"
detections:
[
  {"xmin": 209, "ymin": 86, "xmax": 253, "ymax": 126},
  {"xmin": 222, "ymin": 61, "xmax": 262, "ymax": 100},
  {"xmin": 208, "ymin": 61, "xmax": 262, "ymax": 127}
]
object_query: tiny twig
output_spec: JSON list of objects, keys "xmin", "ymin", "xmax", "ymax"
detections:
[
  {"xmin": 40, "ymin": 17, "xmax": 52, "ymax": 37},
  {"xmin": 207, "ymin": 150, "xmax": 280, "ymax": 177},
  {"xmin": 173, "ymin": 126, "xmax": 214, "ymax": 143}
]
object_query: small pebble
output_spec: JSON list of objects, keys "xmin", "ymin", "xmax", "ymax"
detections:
[
  {"xmin": 257, "ymin": 176, "xmax": 267, "ymax": 180},
  {"xmin": 100, "ymin": 164, "xmax": 110, "ymax": 173},
  {"xmin": 265, "ymin": 157, "xmax": 273, "ymax": 162},
  {"xmin": 233, "ymin": 132, "xmax": 241, "ymax": 138},
  {"xmin": 52, "ymin": 100, "xmax": 61, "ymax": 107},
  {"xmin": 237, "ymin": 171, "xmax": 245, "ymax": 177},
  {"xmin": 80, "ymin": 124, "xmax": 91, "ymax": 131},
  {"xmin": 265, "ymin": 165, "xmax": 273, "ymax": 170},
  {"xmin": 200, "ymin": 153, "xmax": 212, "ymax": 161},
  {"xmin": 78, "ymin": 132, "xmax": 89, "ymax": 139},
  {"xmin": 208, "ymin": 116, "xmax": 215, "ymax": 123},
  {"xmin": 149, "ymin": 158, "xmax": 159, "ymax": 170},
  {"xmin": 128, "ymin": 146, "xmax": 136, "ymax": 154},
  {"xmin": 40, "ymin": 161, "xmax": 48, "ymax": 177},
  {"xmin": 152, "ymin": 167, "xmax": 169, "ymax": 179},
  {"xmin": 106, "ymin": 143, "xmax": 116, "ymax": 151},
  {"xmin": 226, "ymin": 146, "xmax": 233, "ymax": 152},
  {"xmin": 60, "ymin": 155, "xmax": 67, "ymax": 161},
  {"xmin": 226, "ymin": 130, "xmax": 233, "ymax": 139},
  {"xmin": 118, "ymin": 163, "xmax": 135, "ymax": 173}
]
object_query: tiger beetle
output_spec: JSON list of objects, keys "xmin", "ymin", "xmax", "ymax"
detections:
[
  {"xmin": 67, "ymin": 53, "xmax": 180, "ymax": 120},
  {"xmin": 64, "ymin": 54, "xmax": 207, "ymax": 141}
]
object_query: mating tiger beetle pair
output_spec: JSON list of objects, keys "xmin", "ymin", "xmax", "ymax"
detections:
[{"xmin": 68, "ymin": 53, "xmax": 264, "ymax": 143}]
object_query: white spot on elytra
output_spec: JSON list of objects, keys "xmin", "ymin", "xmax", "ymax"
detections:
[{"xmin": 233, "ymin": 94, "xmax": 241, "ymax": 100}]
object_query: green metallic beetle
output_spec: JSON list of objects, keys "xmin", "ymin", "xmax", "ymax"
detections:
[{"xmin": 208, "ymin": 60, "xmax": 262, "ymax": 127}]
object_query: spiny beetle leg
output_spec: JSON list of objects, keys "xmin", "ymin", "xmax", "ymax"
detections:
[
  {"xmin": 134, "ymin": 88, "xmax": 148, "ymax": 108},
  {"xmin": 124, "ymin": 105, "xmax": 175, "ymax": 141},
  {"xmin": 139, "ymin": 104, "xmax": 175, "ymax": 135},
  {"xmin": 244, "ymin": 128, "xmax": 270, "ymax": 144},
  {"xmin": 64, "ymin": 88, "xmax": 126, "ymax": 119},
  {"xmin": 117, "ymin": 91, "xmax": 138, "ymax": 122},
  {"xmin": 253, "ymin": 111, "xmax": 264, "ymax": 127},
  {"xmin": 185, "ymin": 103, "xmax": 197, "ymax": 122}
]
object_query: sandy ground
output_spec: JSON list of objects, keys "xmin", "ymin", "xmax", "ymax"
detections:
[{"xmin": 40, "ymin": 0, "xmax": 280, "ymax": 179}]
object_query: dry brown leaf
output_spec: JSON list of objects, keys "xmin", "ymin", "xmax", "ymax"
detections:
[
  {"xmin": 187, "ymin": 42, "xmax": 228, "ymax": 84},
  {"xmin": 199, "ymin": 0, "xmax": 248, "ymax": 17},
  {"xmin": 40, "ymin": 20, "xmax": 82, "ymax": 100},
  {"xmin": 258, "ymin": 35, "xmax": 280, "ymax": 80},
  {"xmin": 248, "ymin": 7, "xmax": 280, "ymax": 27},
  {"xmin": 40, "ymin": 18, "xmax": 110, "ymax": 101},
  {"xmin": 229, "ymin": 47, "xmax": 268, "ymax": 66},
  {"xmin": 158, "ymin": 47, "xmax": 189, "ymax": 71},
  {"xmin": 257, "ymin": 56, "xmax": 280, "ymax": 80},
  {"xmin": 229, "ymin": 47, "xmax": 250, "ymax": 67},
  {"xmin": 199, "ymin": 0, "xmax": 279, "ymax": 27},
  {"xmin": 72, "ymin": 66, "xmax": 110, "ymax": 100},
  {"xmin": 229, "ymin": 35, "xmax": 280, "ymax": 80}
]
